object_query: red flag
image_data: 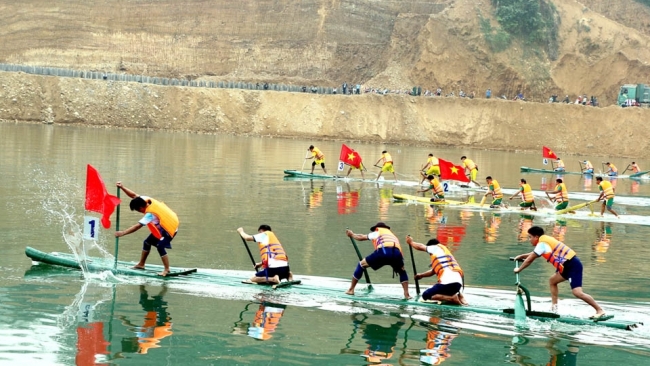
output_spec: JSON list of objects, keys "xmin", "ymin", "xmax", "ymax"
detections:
[
  {"xmin": 438, "ymin": 159, "xmax": 470, "ymax": 183},
  {"xmin": 339, "ymin": 144, "xmax": 363, "ymax": 169},
  {"xmin": 85, "ymin": 164, "xmax": 121, "ymax": 229},
  {"xmin": 542, "ymin": 146, "xmax": 558, "ymax": 159}
]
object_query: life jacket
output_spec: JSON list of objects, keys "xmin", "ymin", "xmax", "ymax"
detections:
[
  {"xmin": 555, "ymin": 183, "xmax": 569, "ymax": 202},
  {"xmin": 312, "ymin": 147, "xmax": 324, "ymax": 160},
  {"xmin": 138, "ymin": 310, "xmax": 173, "ymax": 354},
  {"xmin": 489, "ymin": 180, "xmax": 503, "ymax": 198},
  {"xmin": 382, "ymin": 153, "xmax": 393, "ymax": 165},
  {"xmin": 463, "ymin": 158, "xmax": 477, "ymax": 170},
  {"xmin": 372, "ymin": 227, "xmax": 402, "ymax": 253},
  {"xmin": 557, "ymin": 160, "xmax": 565, "ymax": 168},
  {"xmin": 428, "ymin": 156, "xmax": 439, "ymax": 166},
  {"xmin": 520, "ymin": 184, "xmax": 534, "ymax": 202},
  {"xmin": 258, "ymin": 231, "xmax": 288, "ymax": 268},
  {"xmin": 585, "ymin": 161, "xmax": 593, "ymax": 170},
  {"xmin": 599, "ymin": 180, "xmax": 614, "ymax": 199},
  {"xmin": 425, "ymin": 330, "xmax": 454, "ymax": 357},
  {"xmin": 431, "ymin": 178, "xmax": 444, "ymax": 196},
  {"xmin": 430, "ymin": 244, "xmax": 463, "ymax": 281},
  {"xmin": 145, "ymin": 198, "xmax": 179, "ymax": 239},
  {"xmin": 608, "ymin": 163, "xmax": 617, "ymax": 173},
  {"xmin": 538, "ymin": 235, "xmax": 576, "ymax": 272}
]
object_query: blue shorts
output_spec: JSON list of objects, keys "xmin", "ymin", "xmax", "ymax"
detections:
[
  {"xmin": 255, "ymin": 266, "xmax": 291, "ymax": 280},
  {"xmin": 608, "ymin": 172, "xmax": 618, "ymax": 176},
  {"xmin": 422, "ymin": 282, "xmax": 462, "ymax": 300},
  {"xmin": 365, "ymin": 247, "xmax": 404, "ymax": 272},
  {"xmin": 584, "ymin": 169, "xmax": 593, "ymax": 174},
  {"xmin": 560, "ymin": 257, "xmax": 583, "ymax": 289},
  {"xmin": 554, "ymin": 168, "xmax": 565, "ymax": 172},
  {"xmin": 143, "ymin": 232, "xmax": 174, "ymax": 256}
]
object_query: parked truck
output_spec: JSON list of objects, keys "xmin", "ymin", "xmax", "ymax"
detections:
[{"xmin": 618, "ymin": 84, "xmax": 650, "ymax": 107}]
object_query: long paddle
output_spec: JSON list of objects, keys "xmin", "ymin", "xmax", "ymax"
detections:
[
  {"xmin": 113, "ymin": 188, "xmax": 121, "ymax": 270},
  {"xmin": 510, "ymin": 257, "xmax": 527, "ymax": 326},
  {"xmin": 347, "ymin": 228, "xmax": 372, "ymax": 288},
  {"xmin": 239, "ymin": 234, "xmax": 257, "ymax": 268},
  {"xmin": 300, "ymin": 150, "xmax": 310, "ymax": 172},
  {"xmin": 406, "ymin": 235, "xmax": 420, "ymax": 296},
  {"xmin": 479, "ymin": 195, "xmax": 487, "ymax": 207}
]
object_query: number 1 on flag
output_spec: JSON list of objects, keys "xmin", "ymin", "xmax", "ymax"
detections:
[{"xmin": 83, "ymin": 215, "xmax": 99, "ymax": 240}]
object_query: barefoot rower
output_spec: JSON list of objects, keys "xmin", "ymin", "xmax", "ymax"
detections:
[{"xmin": 237, "ymin": 225, "xmax": 293, "ymax": 284}]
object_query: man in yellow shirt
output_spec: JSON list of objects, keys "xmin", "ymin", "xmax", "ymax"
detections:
[
  {"xmin": 509, "ymin": 178, "xmax": 537, "ymax": 211},
  {"xmin": 596, "ymin": 177, "xmax": 618, "ymax": 217},
  {"xmin": 460, "ymin": 156, "xmax": 481, "ymax": 187},
  {"xmin": 375, "ymin": 150, "xmax": 398, "ymax": 182},
  {"xmin": 306, "ymin": 145, "xmax": 327, "ymax": 174},
  {"xmin": 419, "ymin": 154, "xmax": 440, "ymax": 184}
]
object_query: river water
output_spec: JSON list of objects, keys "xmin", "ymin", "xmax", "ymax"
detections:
[{"xmin": 2, "ymin": 122, "xmax": 650, "ymax": 365}]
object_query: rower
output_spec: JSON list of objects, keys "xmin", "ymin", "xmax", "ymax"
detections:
[
  {"xmin": 582, "ymin": 160, "xmax": 594, "ymax": 174},
  {"xmin": 508, "ymin": 178, "xmax": 537, "ymax": 211},
  {"xmin": 306, "ymin": 145, "xmax": 327, "ymax": 174},
  {"xmin": 629, "ymin": 161, "xmax": 640, "ymax": 174},
  {"xmin": 484, "ymin": 176, "xmax": 504, "ymax": 208},
  {"xmin": 420, "ymin": 153, "xmax": 441, "ymax": 184},
  {"xmin": 375, "ymin": 150, "xmax": 398, "ymax": 182},
  {"xmin": 547, "ymin": 178, "xmax": 570, "ymax": 211},
  {"xmin": 460, "ymin": 156, "xmax": 481, "ymax": 187},
  {"xmin": 237, "ymin": 225, "xmax": 293, "ymax": 284},
  {"xmin": 605, "ymin": 162, "xmax": 617, "ymax": 176},
  {"xmin": 417, "ymin": 174, "xmax": 445, "ymax": 202},
  {"xmin": 596, "ymin": 177, "xmax": 619, "ymax": 218},
  {"xmin": 513, "ymin": 226, "xmax": 607, "ymax": 320},
  {"xmin": 405, "ymin": 236, "xmax": 468, "ymax": 305},
  {"xmin": 554, "ymin": 158, "xmax": 565, "ymax": 172}
]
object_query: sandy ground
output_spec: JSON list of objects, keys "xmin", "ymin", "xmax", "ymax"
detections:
[{"xmin": 1, "ymin": 72, "xmax": 648, "ymax": 158}]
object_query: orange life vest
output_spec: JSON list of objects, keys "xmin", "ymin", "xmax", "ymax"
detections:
[
  {"xmin": 431, "ymin": 178, "xmax": 444, "ymax": 196},
  {"xmin": 520, "ymin": 184, "xmax": 534, "ymax": 202},
  {"xmin": 463, "ymin": 158, "xmax": 477, "ymax": 170},
  {"xmin": 312, "ymin": 147, "xmax": 324, "ymax": 160},
  {"xmin": 555, "ymin": 183, "xmax": 569, "ymax": 202},
  {"xmin": 258, "ymin": 231, "xmax": 288, "ymax": 268},
  {"xmin": 145, "ymin": 198, "xmax": 179, "ymax": 239},
  {"xmin": 538, "ymin": 235, "xmax": 576, "ymax": 272},
  {"xmin": 599, "ymin": 180, "xmax": 614, "ymax": 199},
  {"xmin": 372, "ymin": 228, "xmax": 402, "ymax": 253},
  {"xmin": 430, "ymin": 244, "xmax": 463, "ymax": 281},
  {"xmin": 608, "ymin": 163, "xmax": 617, "ymax": 173},
  {"xmin": 252, "ymin": 305, "xmax": 284, "ymax": 340},
  {"xmin": 489, "ymin": 179, "xmax": 503, "ymax": 198},
  {"xmin": 557, "ymin": 160, "xmax": 565, "ymax": 168}
]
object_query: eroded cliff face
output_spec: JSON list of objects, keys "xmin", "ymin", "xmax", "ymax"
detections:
[
  {"xmin": 2, "ymin": 72, "xmax": 648, "ymax": 158},
  {"xmin": 1, "ymin": 0, "xmax": 650, "ymax": 105}
]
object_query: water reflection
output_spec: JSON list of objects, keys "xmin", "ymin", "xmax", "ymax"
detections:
[
  {"xmin": 552, "ymin": 220, "xmax": 567, "ymax": 242},
  {"xmin": 508, "ymin": 336, "xmax": 579, "ymax": 366},
  {"xmin": 592, "ymin": 222, "xmax": 612, "ymax": 263},
  {"xmin": 378, "ymin": 187, "xmax": 392, "ymax": 220},
  {"xmin": 308, "ymin": 181, "xmax": 325, "ymax": 211},
  {"xmin": 341, "ymin": 314, "xmax": 407, "ymax": 364},
  {"xmin": 118, "ymin": 285, "xmax": 172, "ymax": 354},
  {"xmin": 516, "ymin": 215, "xmax": 535, "ymax": 242},
  {"xmin": 482, "ymin": 212, "xmax": 502, "ymax": 244},
  {"xmin": 337, "ymin": 183, "xmax": 361, "ymax": 215},
  {"xmin": 232, "ymin": 301, "xmax": 287, "ymax": 341},
  {"xmin": 420, "ymin": 317, "xmax": 459, "ymax": 365}
]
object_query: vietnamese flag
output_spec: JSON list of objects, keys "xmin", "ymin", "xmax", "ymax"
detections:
[
  {"xmin": 542, "ymin": 146, "xmax": 558, "ymax": 159},
  {"xmin": 339, "ymin": 144, "xmax": 363, "ymax": 169},
  {"xmin": 85, "ymin": 164, "xmax": 121, "ymax": 229},
  {"xmin": 439, "ymin": 159, "xmax": 470, "ymax": 183},
  {"xmin": 337, "ymin": 191, "xmax": 360, "ymax": 215}
]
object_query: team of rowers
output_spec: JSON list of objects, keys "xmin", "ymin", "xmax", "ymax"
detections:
[
  {"xmin": 235, "ymin": 221, "xmax": 607, "ymax": 320},
  {"xmin": 556, "ymin": 158, "xmax": 641, "ymax": 177}
]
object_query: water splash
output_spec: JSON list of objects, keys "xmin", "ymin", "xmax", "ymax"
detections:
[{"xmin": 25, "ymin": 168, "xmax": 114, "ymax": 278}]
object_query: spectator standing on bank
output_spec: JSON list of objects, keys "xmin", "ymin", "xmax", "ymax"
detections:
[
  {"xmin": 486, "ymin": 88, "xmax": 491, "ymax": 99},
  {"xmin": 342, "ymin": 82, "xmax": 347, "ymax": 95}
]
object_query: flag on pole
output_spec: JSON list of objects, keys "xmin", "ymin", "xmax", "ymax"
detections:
[
  {"xmin": 542, "ymin": 146, "xmax": 558, "ymax": 159},
  {"xmin": 85, "ymin": 164, "xmax": 121, "ymax": 229},
  {"xmin": 339, "ymin": 144, "xmax": 363, "ymax": 169},
  {"xmin": 438, "ymin": 159, "xmax": 470, "ymax": 183}
]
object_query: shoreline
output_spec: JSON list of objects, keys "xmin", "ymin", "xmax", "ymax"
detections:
[{"xmin": 1, "ymin": 71, "xmax": 649, "ymax": 159}]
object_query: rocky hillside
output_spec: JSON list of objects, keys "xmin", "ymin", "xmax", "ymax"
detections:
[{"xmin": 0, "ymin": 0, "xmax": 649, "ymax": 104}]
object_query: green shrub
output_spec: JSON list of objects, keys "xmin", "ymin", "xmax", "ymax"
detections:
[{"xmin": 480, "ymin": 17, "xmax": 512, "ymax": 52}]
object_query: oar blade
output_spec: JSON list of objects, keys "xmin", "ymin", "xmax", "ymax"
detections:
[{"xmin": 514, "ymin": 292, "xmax": 527, "ymax": 326}]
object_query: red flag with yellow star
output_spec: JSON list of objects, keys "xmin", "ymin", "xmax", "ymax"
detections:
[
  {"xmin": 339, "ymin": 144, "xmax": 363, "ymax": 169},
  {"xmin": 542, "ymin": 146, "xmax": 558, "ymax": 159},
  {"xmin": 439, "ymin": 159, "xmax": 470, "ymax": 183}
]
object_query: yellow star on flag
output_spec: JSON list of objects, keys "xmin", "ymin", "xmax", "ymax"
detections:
[
  {"xmin": 347, "ymin": 153, "xmax": 356, "ymax": 162},
  {"xmin": 450, "ymin": 166, "xmax": 459, "ymax": 175}
]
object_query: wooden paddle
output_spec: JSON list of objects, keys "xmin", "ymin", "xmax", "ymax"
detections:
[
  {"xmin": 300, "ymin": 150, "xmax": 310, "ymax": 172},
  {"xmin": 239, "ymin": 234, "xmax": 257, "ymax": 269},
  {"xmin": 479, "ymin": 195, "xmax": 487, "ymax": 207},
  {"xmin": 347, "ymin": 228, "xmax": 372, "ymax": 287},
  {"xmin": 406, "ymin": 235, "xmax": 420, "ymax": 296}
]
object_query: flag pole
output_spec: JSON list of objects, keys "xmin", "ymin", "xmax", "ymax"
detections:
[{"xmin": 113, "ymin": 188, "xmax": 121, "ymax": 270}]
